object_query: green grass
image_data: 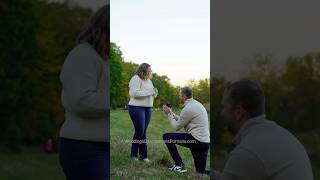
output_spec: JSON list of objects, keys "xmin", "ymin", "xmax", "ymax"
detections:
[
  {"xmin": 110, "ymin": 109, "xmax": 210, "ymax": 179},
  {"xmin": 1, "ymin": 110, "xmax": 318, "ymax": 180},
  {"xmin": 0, "ymin": 146, "xmax": 64, "ymax": 180}
]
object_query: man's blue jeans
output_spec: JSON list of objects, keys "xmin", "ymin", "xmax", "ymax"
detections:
[{"xmin": 163, "ymin": 132, "xmax": 210, "ymax": 174}]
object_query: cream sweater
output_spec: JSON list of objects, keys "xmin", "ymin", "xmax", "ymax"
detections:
[
  {"xmin": 59, "ymin": 42, "xmax": 109, "ymax": 142},
  {"xmin": 128, "ymin": 75, "xmax": 157, "ymax": 107},
  {"xmin": 167, "ymin": 98, "xmax": 210, "ymax": 143}
]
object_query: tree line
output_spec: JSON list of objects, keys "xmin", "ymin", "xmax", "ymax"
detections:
[
  {"xmin": 212, "ymin": 53, "xmax": 320, "ymax": 146},
  {"xmin": 2, "ymin": 0, "xmax": 318, "ymax": 152},
  {"xmin": 0, "ymin": 0, "xmax": 92, "ymax": 151},
  {"xmin": 110, "ymin": 43, "xmax": 210, "ymax": 109},
  {"xmin": 0, "ymin": 0, "xmax": 210, "ymax": 151}
]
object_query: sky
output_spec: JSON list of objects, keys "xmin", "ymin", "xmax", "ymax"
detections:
[
  {"xmin": 213, "ymin": 0, "xmax": 320, "ymax": 80},
  {"xmin": 110, "ymin": 0, "xmax": 210, "ymax": 86},
  {"xmin": 47, "ymin": 0, "xmax": 320, "ymax": 82}
]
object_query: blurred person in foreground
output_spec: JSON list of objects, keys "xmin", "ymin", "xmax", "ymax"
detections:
[
  {"xmin": 58, "ymin": 4, "xmax": 109, "ymax": 180},
  {"xmin": 212, "ymin": 80, "xmax": 313, "ymax": 180}
]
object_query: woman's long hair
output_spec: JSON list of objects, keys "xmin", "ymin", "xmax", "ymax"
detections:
[
  {"xmin": 136, "ymin": 63, "xmax": 151, "ymax": 80},
  {"xmin": 77, "ymin": 4, "xmax": 109, "ymax": 60}
]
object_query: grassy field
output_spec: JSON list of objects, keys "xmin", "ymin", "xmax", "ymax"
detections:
[
  {"xmin": 0, "ymin": 146, "xmax": 64, "ymax": 180},
  {"xmin": 110, "ymin": 109, "xmax": 211, "ymax": 179},
  {"xmin": 2, "ymin": 109, "xmax": 317, "ymax": 180}
]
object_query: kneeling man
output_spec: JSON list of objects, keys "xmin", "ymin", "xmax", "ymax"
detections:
[{"xmin": 162, "ymin": 87, "xmax": 210, "ymax": 175}]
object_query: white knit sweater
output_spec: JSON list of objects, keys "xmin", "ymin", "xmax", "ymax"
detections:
[
  {"xmin": 167, "ymin": 98, "xmax": 210, "ymax": 143},
  {"xmin": 128, "ymin": 75, "xmax": 157, "ymax": 107}
]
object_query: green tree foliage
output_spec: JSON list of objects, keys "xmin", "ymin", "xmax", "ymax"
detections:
[
  {"xmin": 109, "ymin": 42, "xmax": 210, "ymax": 109},
  {"xmin": 151, "ymin": 74, "xmax": 180, "ymax": 108},
  {"xmin": 0, "ymin": 0, "xmax": 93, "ymax": 149},
  {"xmin": 212, "ymin": 52, "xmax": 320, "ymax": 145},
  {"xmin": 187, "ymin": 78, "xmax": 210, "ymax": 106},
  {"xmin": 28, "ymin": 1, "xmax": 92, "ymax": 144},
  {"xmin": 281, "ymin": 53, "xmax": 320, "ymax": 132},
  {"xmin": 110, "ymin": 43, "xmax": 125, "ymax": 108},
  {"xmin": 0, "ymin": 0, "xmax": 40, "ymax": 150},
  {"xmin": 244, "ymin": 53, "xmax": 320, "ymax": 133},
  {"xmin": 211, "ymin": 76, "xmax": 229, "ymax": 145}
]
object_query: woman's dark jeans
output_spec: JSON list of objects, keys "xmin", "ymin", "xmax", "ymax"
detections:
[
  {"xmin": 128, "ymin": 105, "xmax": 152, "ymax": 159},
  {"xmin": 59, "ymin": 138, "xmax": 109, "ymax": 180}
]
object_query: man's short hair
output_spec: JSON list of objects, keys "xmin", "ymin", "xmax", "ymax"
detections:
[
  {"xmin": 226, "ymin": 80, "xmax": 265, "ymax": 118},
  {"xmin": 181, "ymin": 87, "xmax": 193, "ymax": 98}
]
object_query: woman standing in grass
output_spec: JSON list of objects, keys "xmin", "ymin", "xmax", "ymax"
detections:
[
  {"xmin": 58, "ymin": 4, "xmax": 109, "ymax": 180},
  {"xmin": 128, "ymin": 63, "xmax": 158, "ymax": 162}
]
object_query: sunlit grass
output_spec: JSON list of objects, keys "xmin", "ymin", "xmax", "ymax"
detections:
[{"xmin": 110, "ymin": 109, "xmax": 210, "ymax": 179}]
